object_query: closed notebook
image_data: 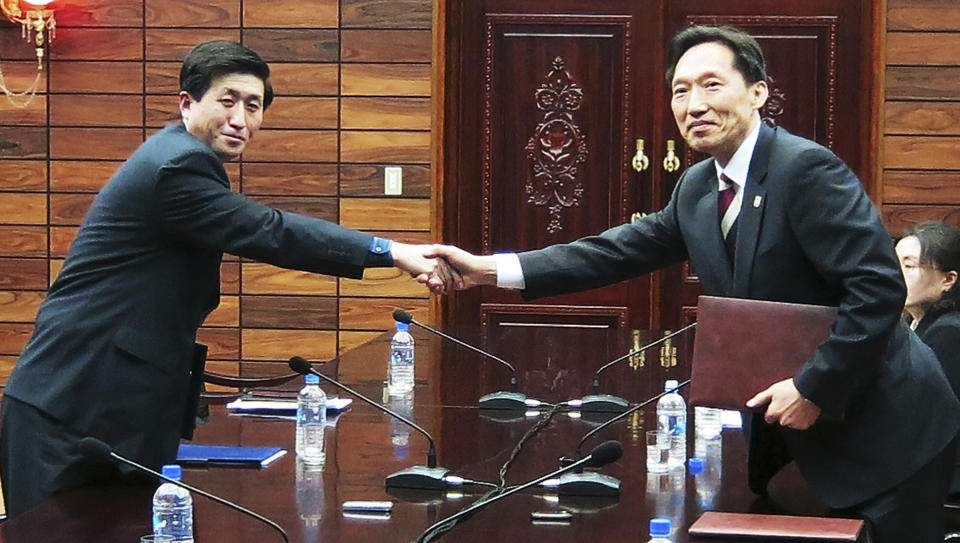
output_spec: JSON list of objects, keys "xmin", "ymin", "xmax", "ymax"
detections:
[
  {"xmin": 688, "ymin": 512, "xmax": 865, "ymax": 541},
  {"xmin": 176, "ymin": 444, "xmax": 287, "ymax": 468},
  {"xmin": 689, "ymin": 296, "xmax": 837, "ymax": 410}
]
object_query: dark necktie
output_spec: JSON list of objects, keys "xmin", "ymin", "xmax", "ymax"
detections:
[{"xmin": 718, "ymin": 173, "xmax": 738, "ymax": 239}]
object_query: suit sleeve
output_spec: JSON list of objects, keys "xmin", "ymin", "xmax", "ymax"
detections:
[
  {"xmin": 920, "ymin": 318, "xmax": 960, "ymax": 400},
  {"xmin": 786, "ymin": 147, "xmax": 907, "ymax": 416},
  {"xmin": 517, "ymin": 173, "xmax": 690, "ymax": 300},
  {"xmin": 154, "ymin": 150, "xmax": 373, "ymax": 279}
]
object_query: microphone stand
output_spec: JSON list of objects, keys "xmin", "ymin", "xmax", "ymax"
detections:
[
  {"xmin": 557, "ymin": 379, "xmax": 691, "ymax": 496},
  {"xmin": 79, "ymin": 438, "xmax": 289, "ymax": 543},
  {"xmin": 413, "ymin": 441, "xmax": 622, "ymax": 543},
  {"xmin": 289, "ymin": 357, "xmax": 451, "ymax": 490},
  {"xmin": 580, "ymin": 323, "xmax": 696, "ymax": 413},
  {"xmin": 394, "ymin": 310, "xmax": 528, "ymax": 410}
]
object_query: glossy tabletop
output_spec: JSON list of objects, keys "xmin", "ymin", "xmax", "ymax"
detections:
[{"xmin": 0, "ymin": 328, "xmax": 830, "ymax": 543}]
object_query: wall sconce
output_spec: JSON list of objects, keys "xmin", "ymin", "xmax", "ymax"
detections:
[{"xmin": 0, "ymin": 0, "xmax": 56, "ymax": 108}]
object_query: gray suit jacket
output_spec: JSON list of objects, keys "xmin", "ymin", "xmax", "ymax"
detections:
[
  {"xmin": 6, "ymin": 123, "xmax": 376, "ymax": 470},
  {"xmin": 518, "ymin": 124, "xmax": 960, "ymax": 507}
]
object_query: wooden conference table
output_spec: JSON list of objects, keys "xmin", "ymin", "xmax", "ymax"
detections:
[{"xmin": 0, "ymin": 328, "xmax": 833, "ymax": 543}]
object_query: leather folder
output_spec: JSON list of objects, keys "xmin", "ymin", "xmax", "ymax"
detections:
[
  {"xmin": 689, "ymin": 296, "xmax": 837, "ymax": 410},
  {"xmin": 688, "ymin": 511, "xmax": 866, "ymax": 542}
]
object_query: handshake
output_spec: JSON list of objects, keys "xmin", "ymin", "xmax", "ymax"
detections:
[{"xmin": 391, "ymin": 243, "xmax": 498, "ymax": 295}]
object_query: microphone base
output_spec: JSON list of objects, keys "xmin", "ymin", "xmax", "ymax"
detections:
[
  {"xmin": 579, "ymin": 394, "xmax": 631, "ymax": 413},
  {"xmin": 478, "ymin": 390, "xmax": 527, "ymax": 411},
  {"xmin": 384, "ymin": 465, "xmax": 451, "ymax": 490},
  {"xmin": 557, "ymin": 471, "xmax": 622, "ymax": 497}
]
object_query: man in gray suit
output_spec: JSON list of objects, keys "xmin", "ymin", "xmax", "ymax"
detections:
[
  {"xmin": 435, "ymin": 26, "xmax": 959, "ymax": 542},
  {"xmin": 0, "ymin": 41, "xmax": 451, "ymax": 516}
]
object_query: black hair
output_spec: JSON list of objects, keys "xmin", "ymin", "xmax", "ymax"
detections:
[
  {"xmin": 665, "ymin": 25, "xmax": 767, "ymax": 86},
  {"xmin": 902, "ymin": 220, "xmax": 960, "ymax": 315},
  {"xmin": 179, "ymin": 40, "xmax": 274, "ymax": 109}
]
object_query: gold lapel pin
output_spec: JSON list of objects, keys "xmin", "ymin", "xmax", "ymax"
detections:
[{"xmin": 753, "ymin": 195, "xmax": 762, "ymax": 208}]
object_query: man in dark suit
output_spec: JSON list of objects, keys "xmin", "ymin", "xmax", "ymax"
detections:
[
  {"xmin": 434, "ymin": 26, "xmax": 959, "ymax": 542},
  {"xmin": 0, "ymin": 41, "xmax": 452, "ymax": 517}
]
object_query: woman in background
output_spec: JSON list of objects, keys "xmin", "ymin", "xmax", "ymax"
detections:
[{"xmin": 896, "ymin": 220, "xmax": 960, "ymax": 494}]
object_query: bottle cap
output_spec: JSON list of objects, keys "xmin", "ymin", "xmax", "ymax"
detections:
[
  {"xmin": 161, "ymin": 464, "xmax": 182, "ymax": 480},
  {"xmin": 395, "ymin": 322, "xmax": 410, "ymax": 332},
  {"xmin": 305, "ymin": 374, "xmax": 320, "ymax": 385},
  {"xmin": 650, "ymin": 517, "xmax": 672, "ymax": 536},
  {"xmin": 688, "ymin": 457, "xmax": 704, "ymax": 475},
  {"xmin": 664, "ymin": 379, "xmax": 679, "ymax": 392}
]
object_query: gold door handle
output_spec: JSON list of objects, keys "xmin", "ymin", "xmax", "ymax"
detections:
[
  {"xmin": 631, "ymin": 138, "xmax": 649, "ymax": 172},
  {"xmin": 663, "ymin": 139, "xmax": 681, "ymax": 173}
]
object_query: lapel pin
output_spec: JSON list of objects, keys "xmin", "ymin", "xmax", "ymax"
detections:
[{"xmin": 753, "ymin": 195, "xmax": 762, "ymax": 208}]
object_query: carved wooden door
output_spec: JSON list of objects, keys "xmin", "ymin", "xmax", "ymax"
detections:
[
  {"xmin": 439, "ymin": 0, "xmax": 872, "ymax": 404},
  {"xmin": 440, "ymin": 0, "xmax": 659, "ymax": 404}
]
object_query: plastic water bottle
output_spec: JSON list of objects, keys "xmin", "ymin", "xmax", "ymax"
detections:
[
  {"xmin": 388, "ymin": 322, "xmax": 415, "ymax": 396},
  {"xmin": 657, "ymin": 379, "xmax": 687, "ymax": 467},
  {"xmin": 692, "ymin": 434, "xmax": 723, "ymax": 512},
  {"xmin": 153, "ymin": 464, "xmax": 194, "ymax": 542},
  {"xmin": 647, "ymin": 517, "xmax": 673, "ymax": 542},
  {"xmin": 695, "ymin": 406, "xmax": 722, "ymax": 440},
  {"xmin": 296, "ymin": 373, "xmax": 327, "ymax": 466}
]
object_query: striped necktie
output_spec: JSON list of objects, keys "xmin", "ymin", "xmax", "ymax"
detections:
[{"xmin": 718, "ymin": 173, "xmax": 738, "ymax": 239}]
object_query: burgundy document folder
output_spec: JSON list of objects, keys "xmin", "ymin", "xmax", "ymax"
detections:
[
  {"xmin": 688, "ymin": 296, "xmax": 837, "ymax": 410},
  {"xmin": 688, "ymin": 512, "xmax": 866, "ymax": 541}
]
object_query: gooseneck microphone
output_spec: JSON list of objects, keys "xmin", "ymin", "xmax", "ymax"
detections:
[
  {"xmin": 555, "ymin": 379, "xmax": 691, "ymax": 497},
  {"xmin": 579, "ymin": 323, "xmax": 697, "ymax": 413},
  {"xmin": 393, "ymin": 310, "xmax": 527, "ymax": 410},
  {"xmin": 288, "ymin": 356, "xmax": 451, "ymax": 489},
  {"xmin": 413, "ymin": 440, "xmax": 623, "ymax": 543},
  {"xmin": 77, "ymin": 437, "xmax": 289, "ymax": 543}
]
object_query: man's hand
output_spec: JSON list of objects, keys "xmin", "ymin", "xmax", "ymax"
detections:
[
  {"xmin": 390, "ymin": 242, "xmax": 456, "ymax": 295},
  {"xmin": 427, "ymin": 245, "xmax": 498, "ymax": 290},
  {"xmin": 745, "ymin": 378, "xmax": 821, "ymax": 430}
]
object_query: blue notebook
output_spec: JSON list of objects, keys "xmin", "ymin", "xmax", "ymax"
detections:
[{"xmin": 176, "ymin": 444, "xmax": 287, "ymax": 468}]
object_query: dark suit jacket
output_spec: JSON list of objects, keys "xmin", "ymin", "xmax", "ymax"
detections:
[
  {"xmin": 911, "ymin": 309, "xmax": 960, "ymax": 494},
  {"xmin": 6, "ymin": 123, "xmax": 377, "ymax": 471},
  {"xmin": 517, "ymin": 124, "xmax": 960, "ymax": 508}
]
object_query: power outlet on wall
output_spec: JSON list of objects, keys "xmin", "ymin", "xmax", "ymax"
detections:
[{"xmin": 384, "ymin": 166, "xmax": 403, "ymax": 195}]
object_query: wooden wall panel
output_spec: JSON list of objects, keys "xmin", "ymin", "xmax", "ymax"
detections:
[
  {"xmin": 339, "ymin": 297, "xmax": 429, "ymax": 331},
  {"xmin": 340, "ymin": 165, "xmax": 430, "ymax": 197},
  {"xmin": 341, "ymin": 30, "xmax": 431, "ymax": 62},
  {"xmin": 341, "ymin": 97, "xmax": 431, "ymax": 130},
  {"xmin": 0, "ymin": 161, "xmax": 46, "ymax": 191},
  {"xmin": 242, "ymin": 329, "xmax": 336, "ymax": 361},
  {"xmin": 881, "ymin": 1, "xmax": 960, "ymax": 237},
  {"xmin": 340, "ymin": 131, "xmax": 430, "ymax": 163},
  {"xmin": 0, "ymin": 259, "xmax": 47, "ymax": 290},
  {"xmin": 145, "ymin": 0, "xmax": 240, "ymax": 27},
  {"xmin": 50, "ymin": 61, "xmax": 143, "ymax": 93},
  {"xmin": 340, "ymin": 198, "xmax": 430, "ymax": 231},
  {"xmin": 241, "ymin": 263, "xmax": 338, "ymax": 295},
  {"xmin": 888, "ymin": 0, "xmax": 960, "ymax": 31},
  {"xmin": 243, "ymin": 163, "xmax": 338, "ymax": 196},
  {"xmin": 0, "ymin": 194, "xmax": 46, "ymax": 225},
  {"xmin": 0, "ymin": 96, "xmax": 46, "ymax": 126},
  {"xmin": 244, "ymin": 0, "xmax": 338, "ymax": 28},
  {"xmin": 241, "ymin": 295, "xmax": 338, "ymax": 329},
  {"xmin": 0, "ymin": 0, "xmax": 436, "ymax": 393},
  {"xmin": 341, "ymin": 0, "xmax": 430, "ymax": 28},
  {"xmin": 50, "ymin": 161, "xmax": 121, "ymax": 192},
  {"xmin": 341, "ymin": 64, "xmax": 431, "ymax": 96}
]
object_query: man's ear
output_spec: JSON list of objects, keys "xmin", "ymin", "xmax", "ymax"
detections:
[
  {"xmin": 178, "ymin": 91, "xmax": 193, "ymax": 122},
  {"xmin": 750, "ymin": 79, "xmax": 769, "ymax": 111}
]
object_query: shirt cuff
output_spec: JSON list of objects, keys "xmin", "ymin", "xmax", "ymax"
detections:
[
  {"xmin": 495, "ymin": 253, "xmax": 525, "ymax": 289},
  {"xmin": 363, "ymin": 236, "xmax": 394, "ymax": 267}
]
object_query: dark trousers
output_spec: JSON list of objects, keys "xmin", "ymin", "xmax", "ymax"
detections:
[
  {"xmin": 847, "ymin": 437, "xmax": 957, "ymax": 543},
  {"xmin": 0, "ymin": 396, "xmax": 118, "ymax": 517}
]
